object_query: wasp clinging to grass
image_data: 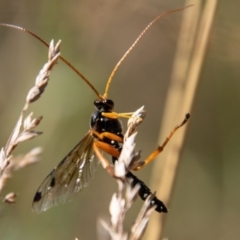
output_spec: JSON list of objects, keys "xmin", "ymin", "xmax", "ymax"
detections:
[{"xmin": 0, "ymin": 5, "xmax": 191, "ymax": 213}]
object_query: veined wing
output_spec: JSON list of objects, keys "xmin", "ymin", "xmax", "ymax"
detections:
[{"xmin": 32, "ymin": 131, "xmax": 98, "ymax": 213}]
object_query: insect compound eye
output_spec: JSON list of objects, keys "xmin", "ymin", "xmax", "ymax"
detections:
[
  {"xmin": 93, "ymin": 99, "xmax": 101, "ymax": 109},
  {"xmin": 105, "ymin": 99, "xmax": 114, "ymax": 111}
]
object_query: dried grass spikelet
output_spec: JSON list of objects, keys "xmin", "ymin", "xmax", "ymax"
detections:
[
  {"xmin": 3, "ymin": 192, "xmax": 17, "ymax": 204},
  {"xmin": 24, "ymin": 40, "xmax": 61, "ymax": 109},
  {"xmin": 0, "ymin": 40, "xmax": 61, "ymax": 203},
  {"xmin": 98, "ymin": 106, "xmax": 157, "ymax": 240}
]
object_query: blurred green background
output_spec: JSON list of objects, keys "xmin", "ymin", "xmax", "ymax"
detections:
[{"xmin": 0, "ymin": 0, "xmax": 240, "ymax": 240}]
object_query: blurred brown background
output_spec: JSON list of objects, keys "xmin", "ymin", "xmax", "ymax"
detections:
[{"xmin": 0, "ymin": 0, "xmax": 240, "ymax": 240}]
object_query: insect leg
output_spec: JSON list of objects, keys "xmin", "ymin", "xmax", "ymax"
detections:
[
  {"xmin": 94, "ymin": 140, "xmax": 120, "ymax": 158},
  {"xmin": 134, "ymin": 113, "xmax": 190, "ymax": 170},
  {"xmin": 102, "ymin": 112, "xmax": 140, "ymax": 119},
  {"xmin": 93, "ymin": 141, "xmax": 120, "ymax": 177},
  {"xmin": 91, "ymin": 130, "xmax": 123, "ymax": 142}
]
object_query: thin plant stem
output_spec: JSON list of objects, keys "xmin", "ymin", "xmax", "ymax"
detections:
[{"xmin": 144, "ymin": 1, "xmax": 219, "ymax": 239}]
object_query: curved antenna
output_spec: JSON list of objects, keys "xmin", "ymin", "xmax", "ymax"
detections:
[
  {"xmin": 103, "ymin": 5, "xmax": 193, "ymax": 99},
  {"xmin": 0, "ymin": 23, "xmax": 103, "ymax": 100}
]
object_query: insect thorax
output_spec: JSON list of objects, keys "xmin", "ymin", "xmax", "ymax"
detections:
[
  {"xmin": 90, "ymin": 98, "xmax": 123, "ymax": 137},
  {"xmin": 90, "ymin": 110, "xmax": 123, "ymax": 136}
]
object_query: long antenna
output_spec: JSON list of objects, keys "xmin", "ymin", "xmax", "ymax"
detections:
[
  {"xmin": 103, "ymin": 5, "xmax": 193, "ymax": 99},
  {"xmin": 0, "ymin": 23, "xmax": 103, "ymax": 100}
]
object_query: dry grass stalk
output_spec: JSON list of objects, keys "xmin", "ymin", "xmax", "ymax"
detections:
[
  {"xmin": 0, "ymin": 40, "xmax": 61, "ymax": 203},
  {"xmin": 145, "ymin": 1, "xmax": 219, "ymax": 239},
  {"xmin": 98, "ymin": 107, "xmax": 157, "ymax": 240}
]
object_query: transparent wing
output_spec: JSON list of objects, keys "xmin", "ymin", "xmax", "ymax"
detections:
[{"xmin": 32, "ymin": 131, "xmax": 98, "ymax": 213}]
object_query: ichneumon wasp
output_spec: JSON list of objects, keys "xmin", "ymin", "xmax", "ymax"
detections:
[{"xmin": 0, "ymin": 5, "xmax": 191, "ymax": 213}]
